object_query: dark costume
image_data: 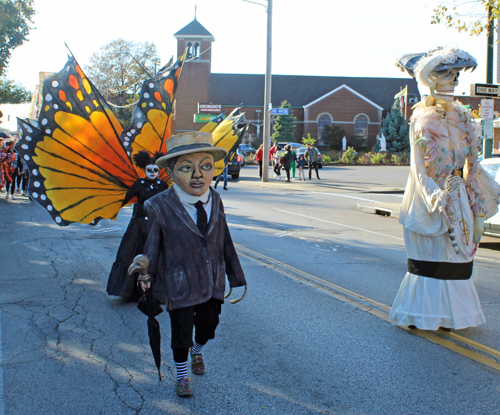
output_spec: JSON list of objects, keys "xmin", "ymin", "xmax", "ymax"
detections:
[{"xmin": 107, "ymin": 152, "xmax": 168, "ymax": 301}]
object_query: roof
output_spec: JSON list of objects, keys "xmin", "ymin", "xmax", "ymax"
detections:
[
  {"xmin": 174, "ymin": 19, "xmax": 215, "ymax": 40},
  {"xmin": 209, "ymin": 74, "xmax": 420, "ymax": 110},
  {"xmin": 304, "ymin": 85, "xmax": 384, "ymax": 110}
]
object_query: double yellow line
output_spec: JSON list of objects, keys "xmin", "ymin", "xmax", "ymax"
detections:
[{"xmin": 235, "ymin": 244, "xmax": 500, "ymax": 373}]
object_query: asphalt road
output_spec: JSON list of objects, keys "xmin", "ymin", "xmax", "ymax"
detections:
[{"xmin": 1, "ymin": 164, "xmax": 500, "ymax": 414}]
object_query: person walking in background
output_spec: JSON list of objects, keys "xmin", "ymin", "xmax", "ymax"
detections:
[
  {"xmin": 16, "ymin": 156, "xmax": 29, "ymax": 196},
  {"xmin": 269, "ymin": 142, "xmax": 278, "ymax": 177},
  {"xmin": 305, "ymin": 143, "xmax": 320, "ymax": 180},
  {"xmin": 283, "ymin": 144, "xmax": 293, "ymax": 182},
  {"xmin": 0, "ymin": 137, "xmax": 7, "ymax": 193},
  {"xmin": 4, "ymin": 140, "xmax": 19, "ymax": 199},
  {"xmin": 254, "ymin": 144, "xmax": 263, "ymax": 178},
  {"xmin": 214, "ymin": 165, "xmax": 228, "ymax": 191},
  {"xmin": 297, "ymin": 153, "xmax": 306, "ymax": 180},
  {"xmin": 290, "ymin": 147, "xmax": 297, "ymax": 180}
]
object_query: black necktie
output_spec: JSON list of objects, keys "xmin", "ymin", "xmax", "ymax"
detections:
[{"xmin": 194, "ymin": 200, "xmax": 207, "ymax": 235}]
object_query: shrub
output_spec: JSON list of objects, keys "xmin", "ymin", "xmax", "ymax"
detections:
[
  {"xmin": 358, "ymin": 153, "xmax": 373, "ymax": 165},
  {"xmin": 340, "ymin": 147, "xmax": 357, "ymax": 164},
  {"xmin": 370, "ymin": 153, "xmax": 387, "ymax": 164},
  {"xmin": 322, "ymin": 154, "xmax": 332, "ymax": 164}
]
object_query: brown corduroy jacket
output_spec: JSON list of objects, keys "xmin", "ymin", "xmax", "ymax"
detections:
[{"xmin": 143, "ymin": 187, "xmax": 246, "ymax": 311}]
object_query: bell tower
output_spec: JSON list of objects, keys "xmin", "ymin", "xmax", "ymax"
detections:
[{"xmin": 173, "ymin": 17, "xmax": 215, "ymax": 133}]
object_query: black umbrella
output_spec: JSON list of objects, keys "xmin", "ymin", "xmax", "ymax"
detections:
[{"xmin": 137, "ymin": 288, "xmax": 164, "ymax": 380}]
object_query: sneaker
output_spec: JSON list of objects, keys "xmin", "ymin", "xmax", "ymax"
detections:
[
  {"xmin": 11, "ymin": 195, "xmax": 15, "ymax": 200},
  {"xmin": 175, "ymin": 377, "xmax": 193, "ymax": 397},
  {"xmin": 22, "ymin": 191, "xmax": 28, "ymax": 197},
  {"xmin": 15, "ymin": 188, "xmax": 21, "ymax": 194},
  {"xmin": 0, "ymin": 188, "xmax": 5, "ymax": 193},
  {"xmin": 191, "ymin": 354, "xmax": 205, "ymax": 375},
  {"xmin": 5, "ymin": 193, "xmax": 9, "ymax": 200},
  {"xmin": 278, "ymin": 176, "xmax": 282, "ymax": 181}
]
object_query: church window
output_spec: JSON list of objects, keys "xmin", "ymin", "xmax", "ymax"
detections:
[
  {"xmin": 186, "ymin": 42, "xmax": 193, "ymax": 59},
  {"xmin": 354, "ymin": 114, "xmax": 368, "ymax": 137},
  {"xmin": 317, "ymin": 113, "xmax": 332, "ymax": 144},
  {"xmin": 193, "ymin": 42, "xmax": 200, "ymax": 59}
]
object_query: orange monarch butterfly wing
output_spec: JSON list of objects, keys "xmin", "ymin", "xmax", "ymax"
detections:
[
  {"xmin": 16, "ymin": 55, "xmax": 138, "ymax": 226},
  {"xmin": 124, "ymin": 52, "xmax": 187, "ymax": 184}
]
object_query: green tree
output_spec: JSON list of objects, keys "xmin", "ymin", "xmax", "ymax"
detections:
[
  {"xmin": 381, "ymin": 99, "xmax": 410, "ymax": 152},
  {"xmin": 431, "ymin": 0, "xmax": 499, "ymax": 35},
  {"xmin": 0, "ymin": 0, "xmax": 36, "ymax": 76},
  {"xmin": 322, "ymin": 124, "xmax": 346, "ymax": 151},
  {"xmin": 0, "ymin": 77, "xmax": 31, "ymax": 103},
  {"xmin": 84, "ymin": 39, "xmax": 161, "ymax": 126},
  {"xmin": 270, "ymin": 100, "xmax": 296, "ymax": 143},
  {"xmin": 301, "ymin": 133, "xmax": 316, "ymax": 146}
]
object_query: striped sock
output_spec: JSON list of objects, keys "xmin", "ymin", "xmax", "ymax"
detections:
[
  {"xmin": 175, "ymin": 361, "xmax": 188, "ymax": 380},
  {"xmin": 192, "ymin": 342, "xmax": 204, "ymax": 355}
]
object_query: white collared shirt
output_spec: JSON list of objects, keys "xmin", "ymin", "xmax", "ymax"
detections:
[{"xmin": 173, "ymin": 183, "xmax": 213, "ymax": 225}]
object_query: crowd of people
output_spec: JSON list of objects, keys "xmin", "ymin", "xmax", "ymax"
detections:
[
  {"xmin": 0, "ymin": 134, "xmax": 29, "ymax": 200},
  {"xmin": 254, "ymin": 142, "xmax": 320, "ymax": 181}
]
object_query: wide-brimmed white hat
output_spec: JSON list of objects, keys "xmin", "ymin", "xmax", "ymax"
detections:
[{"xmin": 156, "ymin": 132, "xmax": 228, "ymax": 168}]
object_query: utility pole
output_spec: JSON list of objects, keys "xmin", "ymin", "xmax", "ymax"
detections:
[
  {"xmin": 485, "ymin": 5, "xmax": 494, "ymax": 159},
  {"xmin": 242, "ymin": 0, "xmax": 272, "ymax": 181}
]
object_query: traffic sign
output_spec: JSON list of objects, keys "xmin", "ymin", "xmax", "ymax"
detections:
[
  {"xmin": 481, "ymin": 99, "xmax": 495, "ymax": 119},
  {"xmin": 270, "ymin": 108, "xmax": 289, "ymax": 115},
  {"xmin": 471, "ymin": 83, "xmax": 500, "ymax": 97}
]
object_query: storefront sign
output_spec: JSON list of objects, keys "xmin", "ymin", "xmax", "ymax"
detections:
[
  {"xmin": 193, "ymin": 113, "xmax": 225, "ymax": 123},
  {"xmin": 198, "ymin": 104, "xmax": 222, "ymax": 113}
]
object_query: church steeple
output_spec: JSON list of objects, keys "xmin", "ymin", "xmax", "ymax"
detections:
[{"xmin": 174, "ymin": 18, "xmax": 215, "ymax": 61}]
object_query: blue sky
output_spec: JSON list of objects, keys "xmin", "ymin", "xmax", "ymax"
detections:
[{"xmin": 5, "ymin": 0, "xmax": 495, "ymax": 96}]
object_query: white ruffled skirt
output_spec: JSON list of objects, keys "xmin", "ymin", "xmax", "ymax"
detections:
[{"xmin": 389, "ymin": 273, "xmax": 486, "ymax": 330}]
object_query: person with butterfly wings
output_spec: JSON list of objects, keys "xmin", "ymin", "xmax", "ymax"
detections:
[{"xmin": 106, "ymin": 150, "xmax": 169, "ymax": 301}]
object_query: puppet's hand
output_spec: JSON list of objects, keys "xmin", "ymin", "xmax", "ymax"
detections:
[
  {"xmin": 139, "ymin": 279, "xmax": 151, "ymax": 292},
  {"xmin": 473, "ymin": 215, "xmax": 486, "ymax": 244}
]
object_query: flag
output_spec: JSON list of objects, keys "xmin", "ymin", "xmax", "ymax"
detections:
[{"xmin": 394, "ymin": 86, "xmax": 407, "ymax": 99}]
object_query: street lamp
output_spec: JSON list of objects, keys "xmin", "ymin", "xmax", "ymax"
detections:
[{"xmin": 242, "ymin": 0, "xmax": 272, "ymax": 182}]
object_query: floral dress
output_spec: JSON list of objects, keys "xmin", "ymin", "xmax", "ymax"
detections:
[{"xmin": 390, "ymin": 100, "xmax": 500, "ymax": 329}]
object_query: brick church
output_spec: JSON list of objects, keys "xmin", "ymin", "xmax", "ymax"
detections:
[{"xmin": 173, "ymin": 18, "xmax": 420, "ymax": 149}]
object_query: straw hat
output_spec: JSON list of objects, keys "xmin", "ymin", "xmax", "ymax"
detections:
[{"xmin": 156, "ymin": 132, "xmax": 228, "ymax": 168}]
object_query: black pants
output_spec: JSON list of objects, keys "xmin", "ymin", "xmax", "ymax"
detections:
[
  {"xmin": 273, "ymin": 163, "xmax": 281, "ymax": 177},
  {"xmin": 284, "ymin": 167, "xmax": 290, "ymax": 181},
  {"xmin": 17, "ymin": 171, "xmax": 28, "ymax": 192},
  {"xmin": 169, "ymin": 298, "xmax": 222, "ymax": 362},
  {"xmin": 6, "ymin": 171, "xmax": 17, "ymax": 195},
  {"xmin": 309, "ymin": 161, "xmax": 319, "ymax": 179},
  {"xmin": 258, "ymin": 160, "xmax": 263, "ymax": 178}
]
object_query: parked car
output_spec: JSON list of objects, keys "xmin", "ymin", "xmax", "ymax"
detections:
[
  {"xmin": 227, "ymin": 149, "xmax": 244, "ymax": 179},
  {"xmin": 480, "ymin": 157, "xmax": 500, "ymax": 237},
  {"xmin": 277, "ymin": 142, "xmax": 304, "ymax": 151},
  {"xmin": 238, "ymin": 144, "xmax": 256, "ymax": 156},
  {"xmin": 296, "ymin": 146, "xmax": 323, "ymax": 168}
]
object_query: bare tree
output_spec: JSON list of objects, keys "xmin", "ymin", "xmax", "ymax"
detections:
[{"xmin": 84, "ymin": 39, "xmax": 161, "ymax": 126}]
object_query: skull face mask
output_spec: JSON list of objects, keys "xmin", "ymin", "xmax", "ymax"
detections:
[{"xmin": 145, "ymin": 164, "xmax": 160, "ymax": 180}]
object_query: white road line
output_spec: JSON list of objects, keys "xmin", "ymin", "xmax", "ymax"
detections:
[
  {"xmin": 0, "ymin": 309, "xmax": 4, "ymax": 415},
  {"xmin": 309, "ymin": 191, "xmax": 404, "ymax": 202},
  {"xmin": 273, "ymin": 207, "xmax": 404, "ymax": 241}
]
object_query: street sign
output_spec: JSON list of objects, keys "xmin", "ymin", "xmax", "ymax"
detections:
[
  {"xmin": 481, "ymin": 119, "xmax": 494, "ymax": 139},
  {"xmin": 193, "ymin": 113, "xmax": 225, "ymax": 123},
  {"xmin": 198, "ymin": 104, "xmax": 222, "ymax": 113},
  {"xmin": 481, "ymin": 99, "xmax": 495, "ymax": 119},
  {"xmin": 270, "ymin": 108, "xmax": 289, "ymax": 115},
  {"xmin": 471, "ymin": 83, "xmax": 500, "ymax": 97}
]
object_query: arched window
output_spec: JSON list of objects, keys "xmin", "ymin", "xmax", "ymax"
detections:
[
  {"xmin": 317, "ymin": 113, "xmax": 332, "ymax": 144},
  {"xmin": 186, "ymin": 42, "xmax": 193, "ymax": 59},
  {"xmin": 354, "ymin": 114, "xmax": 368, "ymax": 137},
  {"xmin": 193, "ymin": 42, "xmax": 200, "ymax": 58}
]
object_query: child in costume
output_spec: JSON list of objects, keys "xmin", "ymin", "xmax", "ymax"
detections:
[
  {"xmin": 107, "ymin": 151, "xmax": 168, "ymax": 301},
  {"xmin": 389, "ymin": 47, "xmax": 500, "ymax": 330},
  {"xmin": 138, "ymin": 131, "xmax": 247, "ymax": 397}
]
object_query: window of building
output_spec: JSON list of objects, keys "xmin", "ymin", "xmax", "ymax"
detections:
[
  {"xmin": 186, "ymin": 42, "xmax": 193, "ymax": 59},
  {"xmin": 317, "ymin": 113, "xmax": 332, "ymax": 144},
  {"xmin": 354, "ymin": 114, "xmax": 368, "ymax": 137},
  {"xmin": 193, "ymin": 42, "xmax": 200, "ymax": 59}
]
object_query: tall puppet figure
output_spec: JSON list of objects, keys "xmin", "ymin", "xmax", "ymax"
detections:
[
  {"xmin": 390, "ymin": 47, "xmax": 500, "ymax": 330},
  {"xmin": 107, "ymin": 151, "xmax": 168, "ymax": 301}
]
